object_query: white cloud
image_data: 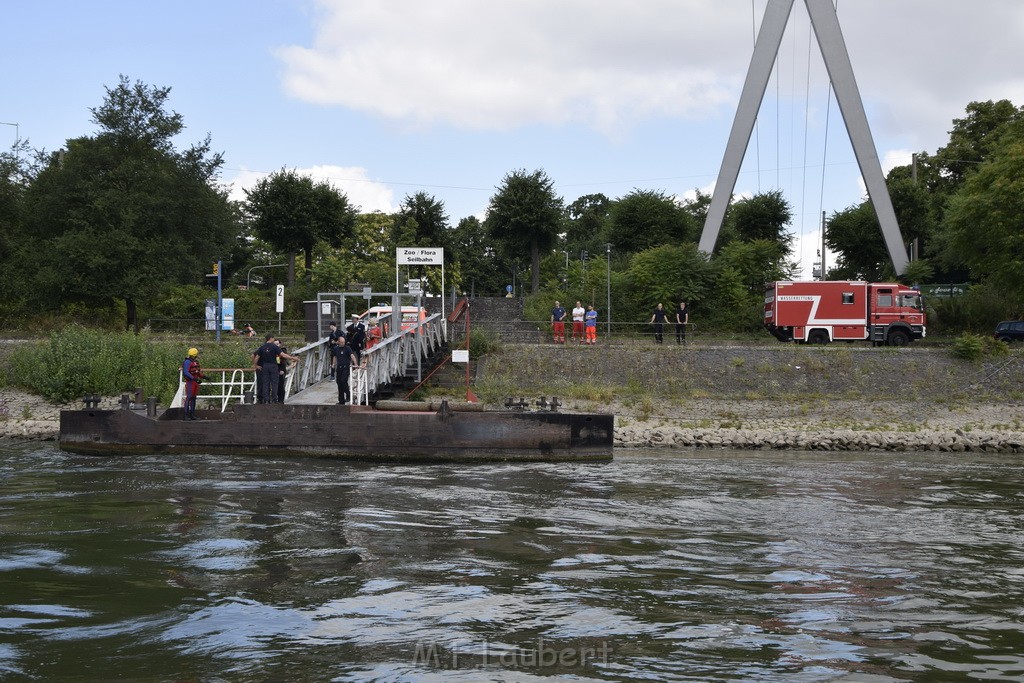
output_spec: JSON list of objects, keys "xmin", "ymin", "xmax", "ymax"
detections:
[
  {"xmin": 224, "ymin": 165, "xmax": 397, "ymax": 214},
  {"xmin": 275, "ymin": 0, "xmax": 1024, "ymax": 149},
  {"xmin": 276, "ymin": 0, "xmax": 753, "ymax": 133}
]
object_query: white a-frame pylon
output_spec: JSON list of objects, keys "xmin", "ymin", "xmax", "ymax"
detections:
[{"xmin": 698, "ymin": 0, "xmax": 909, "ymax": 275}]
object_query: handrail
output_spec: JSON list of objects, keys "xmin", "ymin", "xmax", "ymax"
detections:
[
  {"xmin": 172, "ymin": 314, "xmax": 449, "ymax": 409},
  {"xmin": 171, "ymin": 368, "xmax": 257, "ymax": 411},
  {"xmin": 338, "ymin": 312, "xmax": 447, "ymax": 405}
]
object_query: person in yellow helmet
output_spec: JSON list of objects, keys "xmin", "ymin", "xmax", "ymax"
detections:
[{"xmin": 181, "ymin": 347, "xmax": 204, "ymax": 420}]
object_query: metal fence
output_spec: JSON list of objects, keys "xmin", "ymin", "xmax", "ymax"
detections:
[
  {"xmin": 148, "ymin": 318, "xmax": 308, "ymax": 336},
  {"xmin": 489, "ymin": 319, "xmax": 698, "ymax": 343},
  {"xmin": 171, "ymin": 312, "xmax": 448, "ymax": 410}
]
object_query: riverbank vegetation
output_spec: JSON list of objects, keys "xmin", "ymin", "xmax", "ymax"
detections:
[
  {"xmin": 2, "ymin": 78, "xmax": 1023, "ymax": 339},
  {"xmin": 2, "ymin": 328, "xmax": 266, "ymax": 405}
]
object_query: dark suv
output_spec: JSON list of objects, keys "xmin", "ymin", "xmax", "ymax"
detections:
[{"xmin": 994, "ymin": 320, "xmax": 1024, "ymax": 342}]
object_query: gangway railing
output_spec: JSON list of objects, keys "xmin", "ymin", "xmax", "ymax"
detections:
[
  {"xmin": 351, "ymin": 312, "xmax": 447, "ymax": 404},
  {"xmin": 171, "ymin": 313, "xmax": 446, "ymax": 409},
  {"xmin": 171, "ymin": 368, "xmax": 258, "ymax": 411}
]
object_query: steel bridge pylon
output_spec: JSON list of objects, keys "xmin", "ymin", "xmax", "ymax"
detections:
[{"xmin": 698, "ymin": 0, "xmax": 909, "ymax": 275}]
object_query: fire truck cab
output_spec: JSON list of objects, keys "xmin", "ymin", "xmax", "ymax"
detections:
[{"xmin": 764, "ymin": 281, "xmax": 925, "ymax": 346}]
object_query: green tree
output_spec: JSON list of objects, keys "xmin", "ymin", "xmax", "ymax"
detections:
[
  {"xmin": 680, "ymin": 189, "xmax": 713, "ymax": 227},
  {"xmin": 826, "ymin": 173, "xmax": 939, "ymax": 282},
  {"xmin": 563, "ymin": 193, "xmax": 611, "ymax": 255},
  {"xmin": 726, "ymin": 190, "xmax": 794, "ymax": 254},
  {"xmin": 450, "ymin": 215, "xmax": 506, "ymax": 295},
  {"xmin": 0, "ymin": 144, "xmax": 28, "ymax": 320},
  {"xmin": 313, "ymin": 211, "xmax": 397, "ymax": 292},
  {"xmin": 934, "ymin": 99, "xmax": 1024, "ymax": 189},
  {"xmin": 824, "ymin": 203, "xmax": 892, "ymax": 281},
  {"xmin": 625, "ymin": 243, "xmax": 714, "ymax": 318},
  {"xmin": 943, "ymin": 119, "xmax": 1024, "ymax": 299},
  {"xmin": 395, "ymin": 191, "xmax": 450, "ymax": 246},
  {"xmin": 605, "ymin": 189, "xmax": 696, "ymax": 254},
  {"xmin": 17, "ymin": 76, "xmax": 238, "ymax": 331},
  {"xmin": 485, "ymin": 169, "xmax": 564, "ymax": 294},
  {"xmin": 713, "ymin": 238, "xmax": 795, "ymax": 296},
  {"xmin": 244, "ymin": 169, "xmax": 357, "ymax": 283},
  {"xmin": 394, "ymin": 192, "xmax": 453, "ymax": 292}
]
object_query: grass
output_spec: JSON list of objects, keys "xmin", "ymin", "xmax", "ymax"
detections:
[{"xmin": 4, "ymin": 326, "xmax": 259, "ymax": 405}]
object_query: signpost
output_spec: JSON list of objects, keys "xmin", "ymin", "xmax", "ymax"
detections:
[
  {"xmin": 205, "ymin": 261, "xmax": 224, "ymax": 341},
  {"xmin": 276, "ymin": 285, "xmax": 285, "ymax": 334},
  {"xmin": 205, "ymin": 298, "xmax": 232, "ymax": 332},
  {"xmin": 396, "ymin": 247, "xmax": 445, "ymax": 333}
]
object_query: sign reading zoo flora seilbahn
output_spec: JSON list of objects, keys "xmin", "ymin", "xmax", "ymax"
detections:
[{"xmin": 397, "ymin": 248, "xmax": 443, "ymax": 265}]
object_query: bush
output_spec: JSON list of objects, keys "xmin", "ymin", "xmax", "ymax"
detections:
[
  {"xmin": 950, "ymin": 332, "xmax": 1010, "ymax": 361},
  {"xmin": 930, "ymin": 283, "xmax": 1023, "ymax": 335},
  {"xmin": 8, "ymin": 326, "xmax": 255, "ymax": 404},
  {"xmin": 468, "ymin": 328, "xmax": 502, "ymax": 357}
]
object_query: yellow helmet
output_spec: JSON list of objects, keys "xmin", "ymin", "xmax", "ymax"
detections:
[{"xmin": 188, "ymin": 348, "xmax": 199, "ymax": 357}]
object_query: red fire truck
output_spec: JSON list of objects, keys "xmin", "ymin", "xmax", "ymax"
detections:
[{"xmin": 764, "ymin": 281, "xmax": 926, "ymax": 346}]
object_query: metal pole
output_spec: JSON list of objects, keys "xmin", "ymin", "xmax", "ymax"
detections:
[
  {"xmin": 216, "ymin": 260, "xmax": 223, "ymax": 343},
  {"xmin": 820, "ymin": 211, "xmax": 826, "ymax": 281},
  {"xmin": 605, "ymin": 244, "xmax": 611, "ymax": 338}
]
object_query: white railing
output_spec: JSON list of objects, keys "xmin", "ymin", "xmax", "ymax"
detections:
[
  {"xmin": 351, "ymin": 313, "xmax": 447, "ymax": 404},
  {"xmin": 171, "ymin": 314, "xmax": 446, "ymax": 410},
  {"xmin": 170, "ymin": 368, "xmax": 258, "ymax": 410}
]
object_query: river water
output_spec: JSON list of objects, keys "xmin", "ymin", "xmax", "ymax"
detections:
[{"xmin": 1, "ymin": 445, "xmax": 1023, "ymax": 682}]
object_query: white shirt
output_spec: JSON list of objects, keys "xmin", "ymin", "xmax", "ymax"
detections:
[{"xmin": 572, "ymin": 306, "xmax": 585, "ymax": 322}]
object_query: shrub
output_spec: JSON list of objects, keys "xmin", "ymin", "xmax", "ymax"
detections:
[
  {"xmin": 468, "ymin": 328, "xmax": 502, "ymax": 357},
  {"xmin": 950, "ymin": 332, "xmax": 1010, "ymax": 361},
  {"xmin": 8, "ymin": 326, "xmax": 254, "ymax": 404}
]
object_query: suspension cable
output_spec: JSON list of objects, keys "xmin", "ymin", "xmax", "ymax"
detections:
[
  {"xmin": 817, "ymin": 1, "xmax": 839, "ymax": 263},
  {"xmin": 799, "ymin": 12, "xmax": 813, "ymax": 271},
  {"xmin": 752, "ymin": 0, "xmax": 761, "ymax": 193}
]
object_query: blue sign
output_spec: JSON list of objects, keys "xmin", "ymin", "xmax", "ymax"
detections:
[
  {"xmin": 506, "ymin": 284, "xmax": 513, "ymax": 293},
  {"xmin": 205, "ymin": 298, "xmax": 235, "ymax": 331}
]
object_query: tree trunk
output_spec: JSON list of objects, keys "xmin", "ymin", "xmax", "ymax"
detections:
[
  {"xmin": 125, "ymin": 297, "xmax": 139, "ymax": 334},
  {"xmin": 531, "ymin": 239, "xmax": 541, "ymax": 293},
  {"xmin": 287, "ymin": 253, "xmax": 296, "ymax": 286},
  {"xmin": 304, "ymin": 249, "xmax": 314, "ymax": 282}
]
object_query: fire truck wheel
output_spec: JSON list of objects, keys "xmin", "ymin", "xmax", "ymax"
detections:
[
  {"xmin": 887, "ymin": 330, "xmax": 910, "ymax": 347},
  {"xmin": 807, "ymin": 330, "xmax": 830, "ymax": 345}
]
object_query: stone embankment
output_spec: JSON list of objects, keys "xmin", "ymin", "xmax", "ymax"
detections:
[
  {"xmin": 4, "ymin": 342, "xmax": 1024, "ymax": 453},
  {"xmin": 0, "ymin": 390, "xmax": 121, "ymax": 441},
  {"xmin": 485, "ymin": 343, "xmax": 1024, "ymax": 454},
  {"xmin": 616, "ymin": 424, "xmax": 1024, "ymax": 453}
]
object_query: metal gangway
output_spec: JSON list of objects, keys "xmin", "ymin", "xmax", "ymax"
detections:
[{"xmin": 171, "ymin": 312, "xmax": 448, "ymax": 410}]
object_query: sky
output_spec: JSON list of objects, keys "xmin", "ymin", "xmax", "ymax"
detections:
[{"xmin": 4, "ymin": 0, "xmax": 1023, "ymax": 277}]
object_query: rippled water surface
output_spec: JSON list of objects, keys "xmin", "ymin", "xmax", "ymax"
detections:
[{"xmin": 2, "ymin": 445, "xmax": 1024, "ymax": 681}]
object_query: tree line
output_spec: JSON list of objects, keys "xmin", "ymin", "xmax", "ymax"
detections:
[{"xmin": 1, "ymin": 77, "xmax": 1020, "ymax": 336}]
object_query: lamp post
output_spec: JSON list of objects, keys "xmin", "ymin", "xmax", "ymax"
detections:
[
  {"xmin": 247, "ymin": 263, "xmax": 287, "ymax": 290},
  {"xmin": 605, "ymin": 243, "xmax": 611, "ymax": 338}
]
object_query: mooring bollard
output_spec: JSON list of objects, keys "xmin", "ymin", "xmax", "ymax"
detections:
[
  {"xmin": 243, "ymin": 391, "xmax": 254, "ymax": 405},
  {"xmin": 120, "ymin": 394, "xmax": 132, "ymax": 410},
  {"xmin": 146, "ymin": 396, "xmax": 158, "ymax": 417}
]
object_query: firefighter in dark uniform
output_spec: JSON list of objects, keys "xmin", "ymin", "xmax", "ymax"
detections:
[
  {"xmin": 252, "ymin": 334, "xmax": 283, "ymax": 403},
  {"xmin": 332, "ymin": 335, "xmax": 357, "ymax": 404}
]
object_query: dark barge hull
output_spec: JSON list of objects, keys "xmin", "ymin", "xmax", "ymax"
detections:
[{"xmin": 58, "ymin": 404, "xmax": 614, "ymax": 462}]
